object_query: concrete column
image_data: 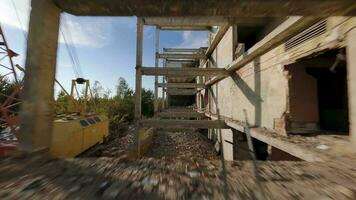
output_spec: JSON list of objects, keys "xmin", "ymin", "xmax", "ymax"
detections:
[
  {"xmin": 135, "ymin": 18, "xmax": 144, "ymax": 119},
  {"xmin": 134, "ymin": 18, "xmax": 144, "ymax": 157},
  {"xmin": 19, "ymin": 0, "xmax": 60, "ymax": 152},
  {"xmin": 221, "ymin": 129, "xmax": 233, "ymax": 160},
  {"xmin": 347, "ymin": 28, "xmax": 356, "ymax": 146},
  {"xmin": 154, "ymin": 27, "xmax": 160, "ymax": 113}
]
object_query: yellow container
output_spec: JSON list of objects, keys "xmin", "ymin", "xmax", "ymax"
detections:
[{"xmin": 50, "ymin": 114, "xmax": 109, "ymax": 158}]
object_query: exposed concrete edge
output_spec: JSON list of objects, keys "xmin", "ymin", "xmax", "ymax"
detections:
[{"xmin": 201, "ymin": 111, "xmax": 327, "ymax": 162}]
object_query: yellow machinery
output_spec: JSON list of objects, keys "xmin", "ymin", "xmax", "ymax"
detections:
[{"xmin": 49, "ymin": 78, "xmax": 109, "ymax": 158}]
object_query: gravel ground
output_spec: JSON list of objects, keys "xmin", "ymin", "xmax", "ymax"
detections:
[
  {"xmin": 1, "ymin": 128, "xmax": 356, "ymax": 199},
  {"xmin": 80, "ymin": 126, "xmax": 135, "ymax": 158},
  {"xmin": 146, "ymin": 130, "xmax": 219, "ymax": 161},
  {"xmin": 1, "ymin": 155, "xmax": 356, "ymax": 199}
]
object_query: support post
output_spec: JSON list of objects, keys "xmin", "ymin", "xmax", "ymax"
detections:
[
  {"xmin": 347, "ymin": 28, "xmax": 356, "ymax": 146},
  {"xmin": 154, "ymin": 26, "xmax": 160, "ymax": 114},
  {"xmin": 19, "ymin": 0, "xmax": 60, "ymax": 152},
  {"xmin": 135, "ymin": 18, "xmax": 144, "ymax": 157}
]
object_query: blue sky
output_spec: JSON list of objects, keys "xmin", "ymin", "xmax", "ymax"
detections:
[{"xmin": 0, "ymin": 0, "xmax": 208, "ymax": 97}]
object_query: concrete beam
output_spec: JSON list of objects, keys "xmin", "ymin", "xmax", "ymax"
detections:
[
  {"xmin": 19, "ymin": 0, "xmax": 60, "ymax": 152},
  {"xmin": 54, "ymin": 0, "xmax": 356, "ymax": 17},
  {"xmin": 144, "ymin": 17, "xmax": 230, "ymax": 26},
  {"xmin": 225, "ymin": 17, "xmax": 320, "ymax": 73},
  {"xmin": 166, "ymin": 88, "xmax": 198, "ymax": 96},
  {"xmin": 158, "ymin": 53, "xmax": 206, "ymax": 60},
  {"xmin": 163, "ymin": 48, "xmax": 202, "ymax": 53},
  {"xmin": 205, "ymin": 24, "xmax": 230, "ymax": 57},
  {"xmin": 158, "ymin": 83, "xmax": 205, "ymax": 89},
  {"xmin": 139, "ymin": 119, "xmax": 228, "ymax": 129},
  {"xmin": 203, "ymin": 111, "xmax": 329, "ymax": 162},
  {"xmin": 166, "ymin": 60, "xmax": 197, "ymax": 64},
  {"xmin": 347, "ymin": 28, "xmax": 356, "ymax": 146},
  {"xmin": 159, "ymin": 26, "xmax": 212, "ymax": 31},
  {"xmin": 157, "ymin": 111, "xmax": 206, "ymax": 118},
  {"xmin": 141, "ymin": 67, "xmax": 228, "ymax": 77}
]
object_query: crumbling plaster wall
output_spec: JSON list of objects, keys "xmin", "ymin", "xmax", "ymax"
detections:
[
  {"xmin": 204, "ymin": 17, "xmax": 356, "ymax": 160},
  {"xmin": 205, "ymin": 17, "xmax": 355, "ymax": 132},
  {"xmin": 208, "ymin": 28, "xmax": 289, "ymax": 130}
]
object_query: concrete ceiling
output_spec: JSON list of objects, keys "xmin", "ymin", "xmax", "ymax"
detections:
[{"xmin": 53, "ymin": 0, "xmax": 356, "ymax": 17}]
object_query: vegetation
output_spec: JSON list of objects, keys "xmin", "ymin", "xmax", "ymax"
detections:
[{"xmin": 54, "ymin": 77, "xmax": 154, "ymax": 133}]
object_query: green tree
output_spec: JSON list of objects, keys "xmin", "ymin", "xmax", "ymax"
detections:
[
  {"xmin": 115, "ymin": 77, "xmax": 133, "ymax": 99},
  {"xmin": 54, "ymin": 90, "xmax": 71, "ymax": 114},
  {"xmin": 141, "ymin": 88, "xmax": 154, "ymax": 117}
]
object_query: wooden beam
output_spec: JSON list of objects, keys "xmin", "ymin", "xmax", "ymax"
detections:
[
  {"xmin": 158, "ymin": 83, "xmax": 205, "ymax": 89},
  {"xmin": 158, "ymin": 53, "xmax": 206, "ymax": 60},
  {"xmin": 139, "ymin": 119, "xmax": 228, "ymax": 129},
  {"xmin": 19, "ymin": 0, "xmax": 60, "ymax": 152},
  {"xmin": 141, "ymin": 67, "xmax": 228, "ymax": 77},
  {"xmin": 54, "ymin": 0, "xmax": 356, "ymax": 17}
]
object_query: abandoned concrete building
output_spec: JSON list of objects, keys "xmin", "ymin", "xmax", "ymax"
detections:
[
  {"xmin": 137, "ymin": 16, "xmax": 356, "ymax": 162},
  {"xmin": 1, "ymin": 0, "xmax": 356, "ymax": 199}
]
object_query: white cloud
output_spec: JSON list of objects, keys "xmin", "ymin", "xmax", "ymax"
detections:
[
  {"xmin": 175, "ymin": 31, "xmax": 208, "ymax": 48},
  {"xmin": 0, "ymin": 0, "xmax": 116, "ymax": 48},
  {"xmin": 59, "ymin": 15, "xmax": 112, "ymax": 48},
  {"xmin": 0, "ymin": 0, "xmax": 30, "ymax": 32}
]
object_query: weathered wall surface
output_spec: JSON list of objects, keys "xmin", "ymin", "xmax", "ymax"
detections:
[
  {"xmin": 203, "ymin": 17, "xmax": 356, "ymax": 159},
  {"xmin": 205, "ymin": 17, "xmax": 355, "ymax": 131},
  {"xmin": 207, "ymin": 27, "xmax": 289, "ymax": 130}
]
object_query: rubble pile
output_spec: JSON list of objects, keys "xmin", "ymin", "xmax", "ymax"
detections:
[
  {"xmin": 146, "ymin": 130, "xmax": 219, "ymax": 161},
  {"xmin": 81, "ymin": 126, "xmax": 135, "ymax": 158}
]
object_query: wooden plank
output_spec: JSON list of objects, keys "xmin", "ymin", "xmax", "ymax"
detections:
[
  {"xmin": 158, "ymin": 83, "xmax": 205, "ymax": 89},
  {"xmin": 55, "ymin": 0, "xmax": 356, "ymax": 17},
  {"xmin": 158, "ymin": 53, "xmax": 206, "ymax": 60},
  {"xmin": 141, "ymin": 67, "xmax": 228, "ymax": 77},
  {"xmin": 139, "ymin": 119, "xmax": 228, "ymax": 129}
]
